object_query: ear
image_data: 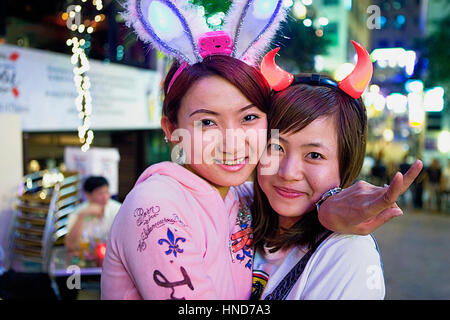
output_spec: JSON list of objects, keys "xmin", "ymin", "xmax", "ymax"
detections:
[
  {"xmin": 223, "ymin": 0, "xmax": 287, "ymax": 64},
  {"xmin": 161, "ymin": 116, "xmax": 177, "ymax": 142},
  {"xmin": 124, "ymin": 0, "xmax": 209, "ymax": 64}
]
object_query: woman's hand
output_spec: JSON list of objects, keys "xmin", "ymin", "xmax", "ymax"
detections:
[{"xmin": 318, "ymin": 160, "xmax": 423, "ymax": 235}]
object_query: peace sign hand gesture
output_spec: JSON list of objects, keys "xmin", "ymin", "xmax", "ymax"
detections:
[{"xmin": 318, "ymin": 160, "xmax": 423, "ymax": 235}]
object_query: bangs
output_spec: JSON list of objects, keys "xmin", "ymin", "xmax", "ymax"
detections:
[
  {"xmin": 268, "ymin": 79, "xmax": 367, "ymax": 188},
  {"xmin": 163, "ymin": 55, "xmax": 271, "ymax": 123},
  {"xmin": 269, "ymin": 85, "xmax": 338, "ymax": 137}
]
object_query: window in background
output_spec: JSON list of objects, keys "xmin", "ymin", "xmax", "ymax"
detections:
[{"xmin": 323, "ymin": 22, "xmax": 338, "ymax": 46}]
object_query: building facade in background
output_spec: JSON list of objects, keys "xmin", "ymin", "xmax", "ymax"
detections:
[{"xmin": 310, "ymin": 0, "xmax": 371, "ymax": 74}]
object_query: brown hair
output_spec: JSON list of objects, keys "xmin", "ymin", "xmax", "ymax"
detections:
[
  {"xmin": 163, "ymin": 55, "xmax": 272, "ymax": 124},
  {"xmin": 252, "ymin": 74, "xmax": 368, "ymax": 252}
]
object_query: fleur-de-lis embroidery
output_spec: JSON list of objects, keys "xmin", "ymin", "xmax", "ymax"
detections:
[{"xmin": 158, "ymin": 228, "xmax": 186, "ymax": 257}]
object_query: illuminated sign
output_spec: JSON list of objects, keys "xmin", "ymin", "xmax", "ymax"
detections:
[
  {"xmin": 371, "ymin": 48, "xmax": 416, "ymax": 76},
  {"xmin": 424, "ymin": 87, "xmax": 444, "ymax": 112}
]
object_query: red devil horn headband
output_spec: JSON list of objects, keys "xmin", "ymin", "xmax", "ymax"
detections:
[
  {"xmin": 260, "ymin": 41, "xmax": 373, "ymax": 99},
  {"xmin": 260, "ymin": 47, "xmax": 294, "ymax": 91},
  {"xmin": 338, "ymin": 41, "xmax": 373, "ymax": 98}
]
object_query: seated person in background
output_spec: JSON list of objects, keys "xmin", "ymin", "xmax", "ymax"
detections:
[{"xmin": 65, "ymin": 176, "xmax": 121, "ymax": 252}]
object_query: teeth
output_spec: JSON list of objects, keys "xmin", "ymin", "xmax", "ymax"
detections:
[{"xmin": 216, "ymin": 158, "xmax": 246, "ymax": 165}]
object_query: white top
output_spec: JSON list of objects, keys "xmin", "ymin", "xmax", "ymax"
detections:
[
  {"xmin": 67, "ymin": 199, "xmax": 122, "ymax": 242},
  {"xmin": 253, "ymin": 233, "xmax": 385, "ymax": 300}
]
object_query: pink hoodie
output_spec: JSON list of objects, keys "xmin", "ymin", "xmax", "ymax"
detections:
[{"xmin": 101, "ymin": 162, "xmax": 254, "ymax": 300}]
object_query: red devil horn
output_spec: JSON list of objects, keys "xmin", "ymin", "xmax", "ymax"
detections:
[
  {"xmin": 260, "ymin": 47, "xmax": 294, "ymax": 91},
  {"xmin": 338, "ymin": 41, "xmax": 373, "ymax": 99}
]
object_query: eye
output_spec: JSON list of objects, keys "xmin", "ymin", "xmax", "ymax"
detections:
[
  {"xmin": 243, "ymin": 114, "xmax": 259, "ymax": 122},
  {"xmin": 199, "ymin": 119, "xmax": 216, "ymax": 127},
  {"xmin": 268, "ymin": 143, "xmax": 283, "ymax": 153},
  {"xmin": 307, "ymin": 152, "xmax": 323, "ymax": 160}
]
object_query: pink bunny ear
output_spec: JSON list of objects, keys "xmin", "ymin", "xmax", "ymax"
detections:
[
  {"xmin": 124, "ymin": 0, "xmax": 208, "ymax": 64},
  {"xmin": 338, "ymin": 41, "xmax": 373, "ymax": 99},
  {"xmin": 223, "ymin": 0, "xmax": 287, "ymax": 65}
]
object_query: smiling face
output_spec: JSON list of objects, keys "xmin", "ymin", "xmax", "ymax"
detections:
[
  {"xmin": 252, "ymin": 81, "xmax": 367, "ymax": 251},
  {"xmin": 257, "ymin": 116, "xmax": 341, "ymax": 229},
  {"xmin": 165, "ymin": 75, "xmax": 268, "ymax": 190}
]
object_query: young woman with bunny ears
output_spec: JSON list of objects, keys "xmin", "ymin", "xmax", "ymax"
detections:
[
  {"xmin": 101, "ymin": 0, "xmax": 287, "ymax": 300},
  {"xmin": 101, "ymin": 0, "xmax": 422, "ymax": 300}
]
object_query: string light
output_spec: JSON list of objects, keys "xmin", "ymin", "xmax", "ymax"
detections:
[{"xmin": 65, "ymin": 0, "xmax": 103, "ymax": 152}]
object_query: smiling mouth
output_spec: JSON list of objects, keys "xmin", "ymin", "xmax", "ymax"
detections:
[
  {"xmin": 214, "ymin": 157, "xmax": 247, "ymax": 166},
  {"xmin": 274, "ymin": 186, "xmax": 306, "ymax": 199}
]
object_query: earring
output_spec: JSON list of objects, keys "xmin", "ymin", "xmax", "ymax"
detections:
[
  {"xmin": 164, "ymin": 136, "xmax": 169, "ymax": 143},
  {"xmin": 176, "ymin": 148, "xmax": 186, "ymax": 165},
  {"xmin": 171, "ymin": 144, "xmax": 186, "ymax": 165}
]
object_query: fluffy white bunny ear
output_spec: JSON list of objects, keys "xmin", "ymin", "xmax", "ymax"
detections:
[
  {"xmin": 223, "ymin": 0, "xmax": 287, "ymax": 64},
  {"xmin": 124, "ymin": 0, "xmax": 209, "ymax": 64}
]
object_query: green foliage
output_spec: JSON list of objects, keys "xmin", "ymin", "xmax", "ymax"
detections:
[
  {"xmin": 423, "ymin": 13, "xmax": 450, "ymax": 86},
  {"xmin": 420, "ymin": 10, "xmax": 450, "ymax": 111},
  {"xmin": 272, "ymin": 13, "xmax": 330, "ymax": 73},
  {"xmin": 190, "ymin": 0, "xmax": 231, "ymax": 19}
]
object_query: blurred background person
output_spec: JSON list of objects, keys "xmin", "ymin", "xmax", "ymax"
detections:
[
  {"xmin": 412, "ymin": 158, "xmax": 426, "ymax": 210},
  {"xmin": 398, "ymin": 155, "xmax": 412, "ymax": 207},
  {"xmin": 65, "ymin": 176, "xmax": 121, "ymax": 252},
  {"xmin": 371, "ymin": 152, "xmax": 388, "ymax": 187},
  {"xmin": 425, "ymin": 159, "xmax": 442, "ymax": 212},
  {"xmin": 361, "ymin": 153, "xmax": 375, "ymax": 182},
  {"xmin": 441, "ymin": 159, "xmax": 450, "ymax": 213}
]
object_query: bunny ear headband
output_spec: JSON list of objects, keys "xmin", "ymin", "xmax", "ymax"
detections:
[
  {"xmin": 260, "ymin": 40, "xmax": 373, "ymax": 99},
  {"xmin": 124, "ymin": 0, "xmax": 287, "ymax": 91}
]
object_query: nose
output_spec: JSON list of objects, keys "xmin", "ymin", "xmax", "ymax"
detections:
[
  {"xmin": 216, "ymin": 126, "xmax": 247, "ymax": 159},
  {"xmin": 277, "ymin": 155, "xmax": 304, "ymax": 182}
]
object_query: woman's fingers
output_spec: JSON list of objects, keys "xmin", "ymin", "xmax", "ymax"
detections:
[
  {"xmin": 354, "ymin": 207, "xmax": 404, "ymax": 235},
  {"xmin": 383, "ymin": 172, "xmax": 404, "ymax": 204},
  {"xmin": 361, "ymin": 160, "xmax": 423, "ymax": 221},
  {"xmin": 401, "ymin": 160, "xmax": 423, "ymax": 193},
  {"xmin": 357, "ymin": 174, "xmax": 402, "ymax": 221},
  {"xmin": 318, "ymin": 160, "xmax": 422, "ymax": 234}
]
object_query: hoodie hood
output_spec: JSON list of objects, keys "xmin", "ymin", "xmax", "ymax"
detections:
[{"xmin": 134, "ymin": 161, "xmax": 219, "ymax": 196}]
